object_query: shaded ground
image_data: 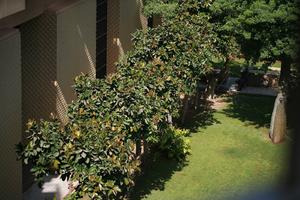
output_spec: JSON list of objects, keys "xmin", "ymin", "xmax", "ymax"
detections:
[
  {"xmin": 240, "ymin": 87, "xmax": 278, "ymax": 96},
  {"xmin": 130, "ymin": 94, "xmax": 288, "ymax": 200},
  {"xmin": 222, "ymin": 94, "xmax": 276, "ymax": 128}
]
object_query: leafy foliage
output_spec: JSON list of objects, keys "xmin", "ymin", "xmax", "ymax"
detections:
[
  {"xmin": 210, "ymin": 0, "xmax": 299, "ymax": 82},
  {"xmin": 17, "ymin": 1, "xmax": 219, "ymax": 199},
  {"xmin": 17, "ymin": 118, "xmax": 139, "ymax": 199},
  {"xmin": 154, "ymin": 127, "xmax": 191, "ymax": 161},
  {"xmin": 124, "ymin": 10, "xmax": 217, "ymax": 95},
  {"xmin": 143, "ymin": 0, "xmax": 178, "ymax": 18}
]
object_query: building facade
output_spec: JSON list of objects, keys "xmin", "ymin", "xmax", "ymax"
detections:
[{"xmin": 0, "ymin": 0, "xmax": 147, "ymax": 199}]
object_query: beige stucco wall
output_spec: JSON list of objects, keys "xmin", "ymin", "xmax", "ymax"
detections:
[
  {"xmin": 0, "ymin": 0, "xmax": 60, "ymax": 28},
  {"xmin": 0, "ymin": 29, "xmax": 22, "ymax": 200},
  {"xmin": 120, "ymin": 0, "xmax": 146, "ymax": 53},
  {"xmin": 0, "ymin": 0, "xmax": 25, "ymax": 19},
  {"xmin": 21, "ymin": 0, "xmax": 96, "ymax": 126},
  {"xmin": 56, "ymin": 0, "xmax": 96, "ymax": 107},
  {"xmin": 107, "ymin": 0, "xmax": 147, "ymax": 74}
]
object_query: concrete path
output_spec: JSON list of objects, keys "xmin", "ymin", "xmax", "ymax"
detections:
[
  {"xmin": 23, "ymin": 176, "xmax": 70, "ymax": 200},
  {"xmin": 221, "ymin": 77, "xmax": 278, "ymax": 97},
  {"xmin": 240, "ymin": 86, "xmax": 278, "ymax": 96}
]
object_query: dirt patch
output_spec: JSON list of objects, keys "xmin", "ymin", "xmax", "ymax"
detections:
[{"xmin": 210, "ymin": 97, "xmax": 229, "ymax": 110}]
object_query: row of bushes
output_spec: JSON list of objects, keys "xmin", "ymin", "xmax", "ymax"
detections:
[{"xmin": 16, "ymin": 1, "xmax": 218, "ymax": 199}]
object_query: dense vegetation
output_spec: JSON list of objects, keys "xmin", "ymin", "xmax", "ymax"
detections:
[
  {"xmin": 16, "ymin": 0, "xmax": 299, "ymax": 199},
  {"xmin": 17, "ymin": 1, "xmax": 218, "ymax": 199},
  {"xmin": 143, "ymin": 0, "xmax": 178, "ymax": 18}
]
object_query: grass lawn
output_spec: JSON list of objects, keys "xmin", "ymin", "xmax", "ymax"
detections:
[
  {"xmin": 230, "ymin": 58, "xmax": 281, "ymax": 77},
  {"xmin": 213, "ymin": 58, "xmax": 281, "ymax": 78},
  {"xmin": 130, "ymin": 94, "xmax": 288, "ymax": 200}
]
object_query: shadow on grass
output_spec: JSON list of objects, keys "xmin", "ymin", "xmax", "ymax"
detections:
[
  {"xmin": 129, "ymin": 156, "xmax": 187, "ymax": 200},
  {"xmin": 129, "ymin": 100, "xmax": 219, "ymax": 200},
  {"xmin": 182, "ymin": 100, "xmax": 220, "ymax": 132},
  {"xmin": 221, "ymin": 94, "xmax": 275, "ymax": 128}
]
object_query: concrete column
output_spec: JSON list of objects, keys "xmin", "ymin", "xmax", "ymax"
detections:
[
  {"xmin": 0, "ymin": 28, "xmax": 22, "ymax": 200},
  {"xmin": 20, "ymin": 0, "xmax": 96, "ymax": 190}
]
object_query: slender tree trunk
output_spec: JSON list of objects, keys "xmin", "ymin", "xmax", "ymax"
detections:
[
  {"xmin": 269, "ymin": 92, "xmax": 287, "ymax": 143},
  {"xmin": 141, "ymin": 135, "xmax": 149, "ymax": 164},
  {"xmin": 208, "ymin": 77, "xmax": 217, "ymax": 100},
  {"xmin": 279, "ymin": 57, "xmax": 291, "ymax": 85},
  {"xmin": 135, "ymin": 139, "xmax": 142, "ymax": 158},
  {"xmin": 208, "ymin": 56, "xmax": 232, "ymax": 98},
  {"xmin": 195, "ymin": 88, "xmax": 200, "ymax": 109},
  {"xmin": 205, "ymin": 74, "xmax": 217, "ymax": 100},
  {"xmin": 218, "ymin": 57, "xmax": 231, "ymax": 85},
  {"xmin": 217, "ymin": 56, "xmax": 232, "ymax": 90},
  {"xmin": 181, "ymin": 97, "xmax": 189, "ymax": 125}
]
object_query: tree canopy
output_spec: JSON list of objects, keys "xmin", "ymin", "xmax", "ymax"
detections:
[{"xmin": 210, "ymin": 0, "xmax": 299, "ymax": 83}]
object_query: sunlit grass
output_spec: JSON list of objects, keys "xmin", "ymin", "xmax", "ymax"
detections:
[{"xmin": 131, "ymin": 95, "xmax": 288, "ymax": 200}]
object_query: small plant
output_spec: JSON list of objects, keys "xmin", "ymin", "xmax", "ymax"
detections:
[{"xmin": 154, "ymin": 126, "xmax": 191, "ymax": 161}]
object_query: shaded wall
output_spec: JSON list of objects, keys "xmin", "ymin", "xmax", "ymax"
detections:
[
  {"xmin": 20, "ymin": 6, "xmax": 58, "ymax": 191},
  {"xmin": 0, "ymin": 29, "xmax": 22, "ymax": 200},
  {"xmin": 0, "ymin": 0, "xmax": 59, "ymax": 28},
  {"xmin": 0, "ymin": 0, "xmax": 25, "ymax": 19},
  {"xmin": 20, "ymin": 0, "xmax": 96, "ymax": 189},
  {"xmin": 21, "ymin": 0, "xmax": 96, "ymax": 125}
]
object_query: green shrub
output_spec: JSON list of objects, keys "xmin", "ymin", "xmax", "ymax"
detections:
[
  {"xmin": 17, "ymin": 1, "xmax": 219, "ymax": 199},
  {"xmin": 17, "ymin": 118, "xmax": 140, "ymax": 199},
  {"xmin": 143, "ymin": 0, "xmax": 178, "ymax": 18},
  {"xmin": 123, "ymin": 10, "xmax": 217, "ymax": 96},
  {"xmin": 154, "ymin": 126, "xmax": 191, "ymax": 161}
]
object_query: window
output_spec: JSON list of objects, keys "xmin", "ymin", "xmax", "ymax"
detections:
[{"xmin": 96, "ymin": 0, "xmax": 107, "ymax": 78}]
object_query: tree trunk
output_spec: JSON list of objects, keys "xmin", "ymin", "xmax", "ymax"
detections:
[
  {"xmin": 215, "ymin": 57, "xmax": 231, "ymax": 93},
  {"xmin": 209, "ymin": 77, "xmax": 217, "ymax": 100},
  {"xmin": 269, "ymin": 92, "xmax": 287, "ymax": 143},
  {"xmin": 218, "ymin": 57, "xmax": 231, "ymax": 85},
  {"xmin": 195, "ymin": 89, "xmax": 200, "ymax": 109},
  {"xmin": 181, "ymin": 97, "xmax": 189, "ymax": 125},
  {"xmin": 135, "ymin": 139, "xmax": 142, "ymax": 158},
  {"xmin": 279, "ymin": 57, "xmax": 291, "ymax": 85},
  {"xmin": 205, "ymin": 74, "xmax": 217, "ymax": 100}
]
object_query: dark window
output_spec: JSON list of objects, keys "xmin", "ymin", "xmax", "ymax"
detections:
[{"xmin": 96, "ymin": 0, "xmax": 107, "ymax": 78}]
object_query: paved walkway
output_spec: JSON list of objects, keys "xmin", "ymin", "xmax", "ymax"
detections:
[
  {"xmin": 223, "ymin": 77, "xmax": 278, "ymax": 97},
  {"xmin": 240, "ymin": 86, "xmax": 278, "ymax": 96},
  {"xmin": 23, "ymin": 176, "xmax": 70, "ymax": 200}
]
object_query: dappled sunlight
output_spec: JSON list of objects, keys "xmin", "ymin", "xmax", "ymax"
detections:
[
  {"xmin": 54, "ymin": 81, "xmax": 68, "ymax": 125},
  {"xmin": 76, "ymin": 24, "xmax": 96, "ymax": 78}
]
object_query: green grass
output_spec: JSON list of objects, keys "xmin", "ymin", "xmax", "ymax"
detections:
[
  {"xmin": 214, "ymin": 58, "xmax": 281, "ymax": 78},
  {"xmin": 130, "ymin": 95, "xmax": 288, "ymax": 200}
]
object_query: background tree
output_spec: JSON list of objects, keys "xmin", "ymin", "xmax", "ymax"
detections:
[
  {"xmin": 214, "ymin": 0, "xmax": 299, "ymax": 143},
  {"xmin": 199, "ymin": 0, "xmax": 241, "ymax": 98},
  {"xmin": 227, "ymin": 0, "xmax": 299, "ymax": 84},
  {"xmin": 143, "ymin": 0, "xmax": 179, "ymax": 27}
]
